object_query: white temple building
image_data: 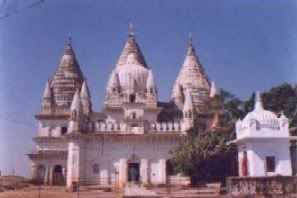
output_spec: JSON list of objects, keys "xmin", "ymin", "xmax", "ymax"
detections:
[
  {"xmin": 28, "ymin": 26, "xmax": 221, "ymax": 187},
  {"xmin": 232, "ymin": 92, "xmax": 292, "ymax": 177}
]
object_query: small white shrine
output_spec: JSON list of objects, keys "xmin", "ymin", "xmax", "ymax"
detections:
[{"xmin": 232, "ymin": 92, "xmax": 292, "ymax": 177}]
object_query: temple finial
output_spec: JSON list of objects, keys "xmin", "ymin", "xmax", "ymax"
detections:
[
  {"xmin": 255, "ymin": 91, "xmax": 264, "ymax": 111},
  {"xmin": 66, "ymin": 32, "xmax": 72, "ymax": 45},
  {"xmin": 129, "ymin": 22, "xmax": 134, "ymax": 36},
  {"xmin": 188, "ymin": 32, "xmax": 193, "ymax": 46}
]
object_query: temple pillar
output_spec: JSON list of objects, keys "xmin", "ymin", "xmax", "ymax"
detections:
[
  {"xmin": 119, "ymin": 159, "xmax": 127, "ymax": 188},
  {"xmin": 44, "ymin": 167, "xmax": 49, "ymax": 185},
  {"xmin": 140, "ymin": 159, "xmax": 148, "ymax": 185},
  {"xmin": 67, "ymin": 141, "xmax": 83, "ymax": 188},
  {"xmin": 159, "ymin": 159, "xmax": 166, "ymax": 184},
  {"xmin": 49, "ymin": 166, "xmax": 53, "ymax": 185}
]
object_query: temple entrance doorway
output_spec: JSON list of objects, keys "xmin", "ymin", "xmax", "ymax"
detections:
[
  {"xmin": 52, "ymin": 165, "xmax": 64, "ymax": 185},
  {"xmin": 128, "ymin": 163, "xmax": 140, "ymax": 182}
]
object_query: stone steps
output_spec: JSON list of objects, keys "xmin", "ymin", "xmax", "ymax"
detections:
[
  {"xmin": 149, "ymin": 186, "xmax": 225, "ymax": 198},
  {"xmin": 123, "ymin": 185, "xmax": 162, "ymax": 198}
]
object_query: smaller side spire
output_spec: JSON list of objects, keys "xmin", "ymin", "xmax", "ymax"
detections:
[
  {"xmin": 183, "ymin": 89, "xmax": 193, "ymax": 112},
  {"xmin": 254, "ymin": 91, "xmax": 264, "ymax": 111},
  {"xmin": 81, "ymin": 81, "xmax": 90, "ymax": 99},
  {"xmin": 80, "ymin": 81, "xmax": 92, "ymax": 114},
  {"xmin": 41, "ymin": 81, "xmax": 53, "ymax": 111},
  {"xmin": 146, "ymin": 70, "xmax": 157, "ymax": 106},
  {"xmin": 69, "ymin": 89, "xmax": 84, "ymax": 133},
  {"xmin": 146, "ymin": 69, "xmax": 157, "ymax": 94},
  {"xmin": 210, "ymin": 81, "xmax": 219, "ymax": 98},
  {"xmin": 182, "ymin": 89, "xmax": 194, "ymax": 131},
  {"xmin": 107, "ymin": 70, "xmax": 120, "ymax": 92},
  {"xmin": 43, "ymin": 81, "xmax": 52, "ymax": 99},
  {"xmin": 70, "ymin": 89, "xmax": 83, "ymax": 113}
]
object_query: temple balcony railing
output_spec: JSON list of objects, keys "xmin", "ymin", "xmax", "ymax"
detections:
[
  {"xmin": 92, "ymin": 121, "xmax": 183, "ymax": 134},
  {"xmin": 29, "ymin": 149, "xmax": 68, "ymax": 155}
]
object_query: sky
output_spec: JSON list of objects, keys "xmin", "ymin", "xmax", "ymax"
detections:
[{"xmin": 0, "ymin": 0, "xmax": 297, "ymax": 177}]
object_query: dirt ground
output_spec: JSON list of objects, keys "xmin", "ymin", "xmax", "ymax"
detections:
[{"xmin": 0, "ymin": 186, "xmax": 117, "ymax": 198}]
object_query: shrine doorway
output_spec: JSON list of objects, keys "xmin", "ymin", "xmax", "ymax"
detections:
[{"xmin": 128, "ymin": 163, "xmax": 140, "ymax": 182}]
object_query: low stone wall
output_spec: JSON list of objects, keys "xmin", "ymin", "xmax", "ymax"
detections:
[{"xmin": 227, "ymin": 176, "xmax": 297, "ymax": 196}]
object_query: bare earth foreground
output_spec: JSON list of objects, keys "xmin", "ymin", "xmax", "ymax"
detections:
[
  {"xmin": 0, "ymin": 186, "xmax": 116, "ymax": 198},
  {"xmin": 0, "ymin": 185, "xmax": 230, "ymax": 198}
]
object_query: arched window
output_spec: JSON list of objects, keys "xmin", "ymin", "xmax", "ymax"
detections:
[{"xmin": 93, "ymin": 163, "xmax": 100, "ymax": 174}]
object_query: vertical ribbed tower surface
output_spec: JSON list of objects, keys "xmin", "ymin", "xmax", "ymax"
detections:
[
  {"xmin": 171, "ymin": 34, "xmax": 211, "ymax": 113},
  {"xmin": 50, "ymin": 34, "xmax": 85, "ymax": 111}
]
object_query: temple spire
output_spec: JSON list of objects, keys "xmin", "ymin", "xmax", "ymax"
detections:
[
  {"xmin": 254, "ymin": 91, "xmax": 264, "ymax": 111},
  {"xmin": 171, "ymin": 34, "xmax": 210, "ymax": 105},
  {"xmin": 51, "ymin": 35, "xmax": 85, "ymax": 109},
  {"xmin": 115, "ymin": 23, "xmax": 148, "ymax": 68}
]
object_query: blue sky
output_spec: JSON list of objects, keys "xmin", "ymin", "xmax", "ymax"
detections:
[{"xmin": 0, "ymin": 0, "xmax": 297, "ymax": 177}]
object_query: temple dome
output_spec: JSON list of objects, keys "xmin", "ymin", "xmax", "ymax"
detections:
[
  {"xmin": 244, "ymin": 109, "xmax": 278, "ymax": 123},
  {"xmin": 116, "ymin": 52, "xmax": 149, "ymax": 93},
  {"xmin": 242, "ymin": 92, "xmax": 278, "ymax": 124}
]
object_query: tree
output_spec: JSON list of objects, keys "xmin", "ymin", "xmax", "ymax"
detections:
[
  {"xmin": 243, "ymin": 92, "xmax": 255, "ymax": 115},
  {"xmin": 261, "ymin": 83, "xmax": 297, "ymax": 126},
  {"xmin": 171, "ymin": 90, "xmax": 239, "ymax": 186},
  {"xmin": 171, "ymin": 127, "xmax": 237, "ymax": 186}
]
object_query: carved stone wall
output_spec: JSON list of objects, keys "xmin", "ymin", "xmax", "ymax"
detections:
[{"xmin": 227, "ymin": 176, "xmax": 297, "ymax": 196}]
